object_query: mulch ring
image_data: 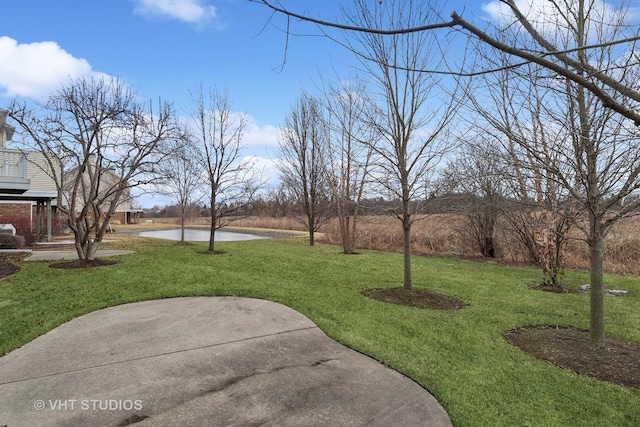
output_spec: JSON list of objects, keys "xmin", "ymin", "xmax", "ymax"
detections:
[
  {"xmin": 504, "ymin": 325, "xmax": 640, "ymax": 388},
  {"xmin": 362, "ymin": 287, "xmax": 465, "ymax": 310},
  {"xmin": 0, "ymin": 262, "xmax": 20, "ymax": 279},
  {"xmin": 49, "ymin": 259, "xmax": 120, "ymax": 269},
  {"xmin": 529, "ymin": 283, "xmax": 579, "ymax": 294},
  {"xmin": 0, "ymin": 253, "xmax": 31, "ymax": 279}
]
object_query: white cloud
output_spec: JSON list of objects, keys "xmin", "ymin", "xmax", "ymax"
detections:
[
  {"xmin": 180, "ymin": 111, "xmax": 279, "ymax": 148},
  {"xmin": 0, "ymin": 36, "xmax": 100, "ymax": 99},
  {"xmin": 242, "ymin": 117, "xmax": 280, "ymax": 148},
  {"xmin": 482, "ymin": 0, "xmax": 635, "ymax": 40},
  {"xmin": 482, "ymin": 0, "xmax": 577, "ymax": 20},
  {"xmin": 133, "ymin": 0, "xmax": 218, "ymax": 25},
  {"xmin": 241, "ymin": 155, "xmax": 281, "ymax": 189}
]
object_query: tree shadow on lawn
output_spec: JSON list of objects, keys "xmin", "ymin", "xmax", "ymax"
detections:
[{"xmin": 363, "ymin": 286, "xmax": 639, "ymax": 389}]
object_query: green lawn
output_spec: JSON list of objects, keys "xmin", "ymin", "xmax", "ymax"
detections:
[{"xmin": 1, "ymin": 236, "xmax": 640, "ymax": 426}]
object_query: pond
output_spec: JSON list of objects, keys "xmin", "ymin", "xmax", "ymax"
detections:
[{"xmin": 134, "ymin": 228, "xmax": 266, "ymax": 242}]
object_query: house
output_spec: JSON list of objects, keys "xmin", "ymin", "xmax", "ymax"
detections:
[
  {"xmin": 1, "ymin": 108, "xmax": 143, "ymax": 239},
  {"xmin": 0, "ymin": 109, "xmax": 58, "ymax": 240},
  {"xmin": 63, "ymin": 159, "xmax": 143, "ymax": 226}
]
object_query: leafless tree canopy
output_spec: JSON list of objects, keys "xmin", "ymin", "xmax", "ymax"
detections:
[
  {"xmin": 254, "ymin": 0, "xmax": 640, "ymax": 342},
  {"xmin": 9, "ymin": 76, "xmax": 177, "ymax": 260},
  {"xmin": 277, "ymin": 93, "xmax": 332, "ymax": 246},
  {"xmin": 190, "ymin": 86, "xmax": 262, "ymax": 252},
  {"xmin": 155, "ymin": 129, "xmax": 204, "ymax": 243},
  {"xmin": 462, "ymin": 1, "xmax": 640, "ymax": 343},
  {"xmin": 319, "ymin": 75, "xmax": 373, "ymax": 254},
  {"xmin": 338, "ymin": 0, "xmax": 460, "ymax": 289}
]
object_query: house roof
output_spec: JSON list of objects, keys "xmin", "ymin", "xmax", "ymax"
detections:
[{"xmin": 0, "ymin": 190, "xmax": 57, "ymax": 202}]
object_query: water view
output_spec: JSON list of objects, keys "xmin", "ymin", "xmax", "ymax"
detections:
[{"xmin": 134, "ymin": 228, "xmax": 266, "ymax": 242}]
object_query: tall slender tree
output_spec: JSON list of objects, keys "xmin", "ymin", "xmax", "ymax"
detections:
[
  {"xmin": 191, "ymin": 87, "xmax": 261, "ymax": 253},
  {"xmin": 156, "ymin": 130, "xmax": 204, "ymax": 244},
  {"xmin": 277, "ymin": 94, "xmax": 332, "ymax": 246},
  {"xmin": 469, "ymin": 2, "xmax": 640, "ymax": 343},
  {"xmin": 343, "ymin": 0, "xmax": 460, "ymax": 289},
  {"xmin": 321, "ymin": 76, "xmax": 373, "ymax": 254}
]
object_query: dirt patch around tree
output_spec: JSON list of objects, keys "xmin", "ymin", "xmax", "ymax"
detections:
[
  {"xmin": 0, "ymin": 253, "xmax": 31, "ymax": 278},
  {"xmin": 49, "ymin": 259, "xmax": 120, "ymax": 269},
  {"xmin": 0, "ymin": 262, "xmax": 20, "ymax": 279},
  {"xmin": 504, "ymin": 325, "xmax": 640, "ymax": 388},
  {"xmin": 197, "ymin": 250, "xmax": 226, "ymax": 255},
  {"xmin": 529, "ymin": 284, "xmax": 580, "ymax": 294},
  {"xmin": 362, "ymin": 287, "xmax": 465, "ymax": 310}
]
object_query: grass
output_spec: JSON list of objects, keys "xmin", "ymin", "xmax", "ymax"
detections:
[{"xmin": 1, "ymin": 235, "xmax": 640, "ymax": 426}]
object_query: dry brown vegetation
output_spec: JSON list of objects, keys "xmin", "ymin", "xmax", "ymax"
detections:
[{"xmin": 137, "ymin": 214, "xmax": 640, "ymax": 275}]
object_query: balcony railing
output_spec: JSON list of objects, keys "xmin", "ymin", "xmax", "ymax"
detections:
[{"xmin": 0, "ymin": 148, "xmax": 30, "ymax": 194}]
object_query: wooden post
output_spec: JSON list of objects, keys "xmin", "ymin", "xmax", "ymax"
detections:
[{"xmin": 47, "ymin": 198, "xmax": 52, "ymax": 242}]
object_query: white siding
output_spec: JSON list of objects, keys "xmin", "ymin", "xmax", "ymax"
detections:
[{"xmin": 26, "ymin": 152, "xmax": 59, "ymax": 192}]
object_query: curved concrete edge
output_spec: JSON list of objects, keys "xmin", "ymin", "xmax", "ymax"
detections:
[{"xmin": 0, "ymin": 297, "xmax": 452, "ymax": 427}]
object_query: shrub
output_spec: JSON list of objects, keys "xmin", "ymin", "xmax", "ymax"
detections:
[
  {"xmin": 0, "ymin": 234, "xmax": 25, "ymax": 249},
  {"xmin": 0, "ymin": 213, "xmax": 67, "ymax": 246},
  {"xmin": 0, "ymin": 215, "xmax": 33, "ymax": 245}
]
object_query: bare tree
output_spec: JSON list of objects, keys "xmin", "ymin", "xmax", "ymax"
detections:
[
  {"xmin": 191, "ymin": 87, "xmax": 261, "ymax": 253},
  {"xmin": 465, "ymin": 55, "xmax": 577, "ymax": 288},
  {"xmin": 320, "ymin": 76, "xmax": 373, "ymax": 254},
  {"xmin": 255, "ymin": 0, "xmax": 640, "ymax": 342},
  {"xmin": 155, "ymin": 131, "xmax": 204, "ymax": 244},
  {"xmin": 470, "ymin": 2, "xmax": 640, "ymax": 343},
  {"xmin": 343, "ymin": 0, "xmax": 460, "ymax": 289},
  {"xmin": 9, "ymin": 77, "xmax": 176, "ymax": 261},
  {"xmin": 277, "ymin": 94, "xmax": 332, "ymax": 246},
  {"xmin": 266, "ymin": 183, "xmax": 293, "ymax": 218},
  {"xmin": 443, "ymin": 142, "xmax": 505, "ymax": 259}
]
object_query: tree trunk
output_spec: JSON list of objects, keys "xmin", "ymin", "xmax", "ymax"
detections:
[
  {"xmin": 589, "ymin": 232, "xmax": 605, "ymax": 344},
  {"xmin": 343, "ymin": 215, "xmax": 353, "ymax": 254},
  {"xmin": 74, "ymin": 237, "xmax": 99, "ymax": 261},
  {"xmin": 180, "ymin": 208, "xmax": 186, "ymax": 243},
  {"xmin": 207, "ymin": 195, "xmax": 218, "ymax": 252},
  {"xmin": 482, "ymin": 236, "xmax": 496, "ymax": 258},
  {"xmin": 336, "ymin": 198, "xmax": 350, "ymax": 254},
  {"xmin": 72, "ymin": 220, "xmax": 98, "ymax": 261},
  {"xmin": 308, "ymin": 210, "xmax": 315, "ymax": 246},
  {"xmin": 208, "ymin": 214, "xmax": 216, "ymax": 252},
  {"xmin": 208, "ymin": 194, "xmax": 216, "ymax": 252},
  {"xmin": 350, "ymin": 214, "xmax": 358, "ymax": 254},
  {"xmin": 402, "ymin": 220, "xmax": 412, "ymax": 290},
  {"xmin": 85, "ymin": 241, "xmax": 99, "ymax": 261},
  {"xmin": 74, "ymin": 239, "xmax": 87, "ymax": 260}
]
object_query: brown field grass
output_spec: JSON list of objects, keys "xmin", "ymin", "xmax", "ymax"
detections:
[{"xmin": 130, "ymin": 214, "xmax": 640, "ymax": 275}]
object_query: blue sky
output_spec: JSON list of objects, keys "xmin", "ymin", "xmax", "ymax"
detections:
[{"xmin": 0, "ymin": 0, "xmax": 506, "ymax": 207}]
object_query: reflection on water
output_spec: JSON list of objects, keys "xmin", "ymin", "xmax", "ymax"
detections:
[{"xmin": 134, "ymin": 228, "xmax": 266, "ymax": 241}]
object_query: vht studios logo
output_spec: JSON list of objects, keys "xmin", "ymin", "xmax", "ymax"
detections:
[{"xmin": 34, "ymin": 399, "xmax": 143, "ymax": 411}]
